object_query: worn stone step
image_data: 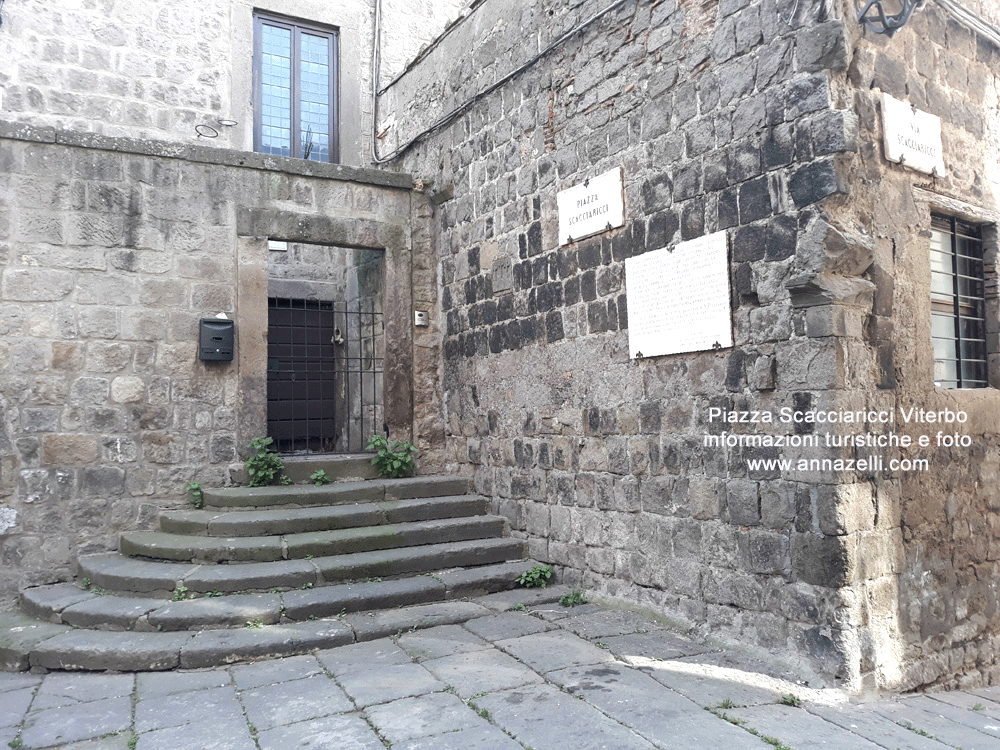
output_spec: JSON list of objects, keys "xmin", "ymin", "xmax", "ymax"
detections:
[
  {"xmin": 202, "ymin": 476, "xmax": 472, "ymax": 509},
  {"xmin": 76, "ymin": 537, "xmax": 527, "ymax": 596},
  {"xmin": 9, "ymin": 587, "xmax": 571, "ymax": 672},
  {"xmin": 19, "ymin": 561, "xmax": 543, "ymax": 634},
  {"xmin": 159, "ymin": 495, "xmax": 489, "ymax": 537},
  {"xmin": 120, "ymin": 515, "xmax": 508, "ymax": 563},
  {"xmin": 228, "ymin": 454, "xmax": 380, "ymax": 485}
]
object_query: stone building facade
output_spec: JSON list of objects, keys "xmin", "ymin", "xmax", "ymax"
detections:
[
  {"xmin": 378, "ymin": 0, "xmax": 1000, "ymax": 692},
  {"xmin": 2, "ymin": 0, "xmax": 1000, "ymax": 694},
  {"xmin": 0, "ymin": 0, "xmax": 456, "ymax": 599}
]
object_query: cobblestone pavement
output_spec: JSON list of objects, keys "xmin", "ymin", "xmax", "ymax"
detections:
[{"xmin": 4, "ymin": 591, "xmax": 1000, "ymax": 750}]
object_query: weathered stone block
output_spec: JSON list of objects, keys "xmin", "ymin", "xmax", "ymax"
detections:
[
  {"xmin": 726, "ymin": 479, "xmax": 760, "ymax": 526},
  {"xmin": 41, "ymin": 434, "xmax": 100, "ymax": 465}
]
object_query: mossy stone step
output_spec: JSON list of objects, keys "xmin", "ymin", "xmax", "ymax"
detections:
[
  {"xmin": 203, "ymin": 476, "xmax": 472, "ymax": 509},
  {"xmin": 229, "ymin": 454, "xmax": 379, "ymax": 485},
  {"xmin": 77, "ymin": 537, "xmax": 527, "ymax": 596},
  {"xmin": 120, "ymin": 515, "xmax": 508, "ymax": 563},
  {"xmin": 160, "ymin": 495, "xmax": 489, "ymax": 537}
]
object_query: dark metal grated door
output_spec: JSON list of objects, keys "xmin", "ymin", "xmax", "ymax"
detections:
[{"xmin": 267, "ymin": 298, "xmax": 383, "ymax": 453}]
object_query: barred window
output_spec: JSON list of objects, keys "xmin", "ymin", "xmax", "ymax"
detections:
[{"xmin": 930, "ymin": 214, "xmax": 987, "ymax": 388}]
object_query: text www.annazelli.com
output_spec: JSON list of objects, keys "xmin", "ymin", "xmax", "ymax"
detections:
[{"xmin": 745, "ymin": 456, "xmax": 931, "ymax": 473}]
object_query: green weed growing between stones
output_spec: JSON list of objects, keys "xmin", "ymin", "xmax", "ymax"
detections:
[
  {"xmin": 310, "ymin": 469, "xmax": 331, "ymax": 486},
  {"xmin": 185, "ymin": 482, "xmax": 204, "ymax": 508},
  {"xmin": 245, "ymin": 437, "xmax": 286, "ymax": 487},
  {"xmin": 366, "ymin": 435, "xmax": 417, "ymax": 478},
  {"xmin": 559, "ymin": 589, "xmax": 587, "ymax": 607},
  {"xmin": 516, "ymin": 564, "xmax": 553, "ymax": 588}
]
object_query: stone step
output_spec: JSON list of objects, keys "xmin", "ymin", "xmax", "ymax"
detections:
[
  {"xmin": 228, "ymin": 454, "xmax": 380, "ymax": 485},
  {"xmin": 202, "ymin": 476, "xmax": 472, "ymax": 509},
  {"xmin": 3, "ymin": 582, "xmax": 569, "ymax": 672},
  {"xmin": 120, "ymin": 515, "xmax": 508, "ymax": 563},
  {"xmin": 76, "ymin": 537, "xmax": 528, "ymax": 596},
  {"xmin": 20, "ymin": 561, "xmax": 542, "ymax": 634},
  {"xmin": 160, "ymin": 495, "xmax": 489, "ymax": 537}
]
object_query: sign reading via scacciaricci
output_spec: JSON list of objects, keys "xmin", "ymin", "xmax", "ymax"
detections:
[
  {"xmin": 881, "ymin": 92, "xmax": 945, "ymax": 176},
  {"xmin": 557, "ymin": 167, "xmax": 625, "ymax": 246}
]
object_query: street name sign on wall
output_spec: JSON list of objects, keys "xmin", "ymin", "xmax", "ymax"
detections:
[
  {"xmin": 625, "ymin": 230, "xmax": 732, "ymax": 359},
  {"xmin": 557, "ymin": 168, "xmax": 625, "ymax": 245},
  {"xmin": 881, "ymin": 93, "xmax": 946, "ymax": 176}
]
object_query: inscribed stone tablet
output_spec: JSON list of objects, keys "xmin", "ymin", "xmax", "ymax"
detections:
[
  {"xmin": 557, "ymin": 168, "xmax": 625, "ymax": 245},
  {"xmin": 625, "ymin": 231, "xmax": 732, "ymax": 359}
]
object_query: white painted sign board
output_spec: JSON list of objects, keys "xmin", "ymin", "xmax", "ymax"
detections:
[
  {"xmin": 881, "ymin": 93, "xmax": 945, "ymax": 176},
  {"xmin": 557, "ymin": 168, "xmax": 625, "ymax": 245},
  {"xmin": 625, "ymin": 231, "xmax": 732, "ymax": 359}
]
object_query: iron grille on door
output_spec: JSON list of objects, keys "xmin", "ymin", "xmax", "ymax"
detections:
[{"xmin": 267, "ymin": 298, "xmax": 383, "ymax": 453}]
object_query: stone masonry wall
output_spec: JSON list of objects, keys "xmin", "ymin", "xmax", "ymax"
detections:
[
  {"xmin": 0, "ymin": 0, "xmax": 462, "ymax": 167},
  {"xmin": 383, "ymin": 0, "xmax": 888, "ymax": 687},
  {"xmin": 836, "ymin": 3, "xmax": 1000, "ymax": 691},
  {"xmin": 0, "ymin": 122, "xmax": 418, "ymax": 602}
]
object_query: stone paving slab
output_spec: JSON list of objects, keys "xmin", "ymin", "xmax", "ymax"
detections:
[
  {"xmin": 870, "ymin": 697, "xmax": 1000, "ymax": 748},
  {"xmin": 548, "ymin": 662, "xmax": 765, "ymax": 749},
  {"xmin": 495, "ymin": 628, "xmax": 615, "ymax": 674},
  {"xmin": 32, "ymin": 672, "xmax": 134, "ymax": 710},
  {"xmin": 727, "ymin": 703, "xmax": 888, "ymax": 750},
  {"xmin": 135, "ymin": 714, "xmax": 254, "ymax": 750},
  {"xmin": 475, "ymin": 682, "xmax": 660, "ymax": 750},
  {"xmin": 806, "ymin": 703, "xmax": 950, "ymax": 749},
  {"xmin": 255, "ymin": 712, "xmax": 384, "ymax": 750},
  {"xmin": 396, "ymin": 623, "xmax": 491, "ymax": 661},
  {"xmin": 462, "ymin": 610, "xmax": 556, "ymax": 640},
  {"xmin": 337, "ymin": 661, "xmax": 444, "ymax": 707},
  {"xmin": 135, "ymin": 668, "xmax": 232, "ymax": 697},
  {"xmin": 423, "ymin": 646, "xmax": 545, "ymax": 698},
  {"xmin": 5, "ymin": 594, "xmax": 1000, "ymax": 750},
  {"xmin": 393, "ymin": 724, "xmax": 525, "ymax": 750},
  {"xmin": 20, "ymin": 695, "xmax": 132, "ymax": 748},
  {"xmin": 240, "ymin": 673, "xmax": 354, "ymax": 730},
  {"xmin": 229, "ymin": 653, "xmax": 323, "ymax": 690},
  {"xmin": 364, "ymin": 691, "xmax": 486, "ymax": 745},
  {"xmin": 316, "ymin": 638, "xmax": 413, "ymax": 676}
]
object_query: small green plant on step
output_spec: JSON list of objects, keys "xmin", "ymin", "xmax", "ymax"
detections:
[
  {"xmin": 779, "ymin": 693, "xmax": 802, "ymax": 708},
  {"xmin": 185, "ymin": 481, "xmax": 203, "ymax": 508},
  {"xmin": 366, "ymin": 434, "xmax": 417, "ymax": 478},
  {"xmin": 515, "ymin": 564, "xmax": 553, "ymax": 588},
  {"xmin": 245, "ymin": 437, "xmax": 286, "ymax": 487},
  {"xmin": 559, "ymin": 589, "xmax": 587, "ymax": 607},
  {"xmin": 310, "ymin": 469, "xmax": 331, "ymax": 486}
]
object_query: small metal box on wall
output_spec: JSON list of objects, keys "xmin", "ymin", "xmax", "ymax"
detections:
[{"xmin": 199, "ymin": 318, "xmax": 235, "ymax": 361}]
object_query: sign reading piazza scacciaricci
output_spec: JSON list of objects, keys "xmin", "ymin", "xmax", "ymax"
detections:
[{"xmin": 556, "ymin": 167, "xmax": 625, "ymax": 245}]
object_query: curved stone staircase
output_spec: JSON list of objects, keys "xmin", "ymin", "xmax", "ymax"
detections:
[{"xmin": 1, "ymin": 459, "xmax": 541, "ymax": 672}]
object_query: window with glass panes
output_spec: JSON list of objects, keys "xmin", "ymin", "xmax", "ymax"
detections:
[
  {"xmin": 253, "ymin": 13, "xmax": 338, "ymax": 163},
  {"xmin": 930, "ymin": 215, "xmax": 987, "ymax": 388}
]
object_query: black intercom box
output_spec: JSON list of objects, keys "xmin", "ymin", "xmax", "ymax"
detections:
[{"xmin": 199, "ymin": 318, "xmax": 235, "ymax": 361}]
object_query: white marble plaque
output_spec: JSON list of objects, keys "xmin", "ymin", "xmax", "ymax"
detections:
[
  {"xmin": 557, "ymin": 168, "xmax": 625, "ymax": 245},
  {"xmin": 625, "ymin": 231, "xmax": 732, "ymax": 359},
  {"xmin": 881, "ymin": 93, "xmax": 945, "ymax": 176}
]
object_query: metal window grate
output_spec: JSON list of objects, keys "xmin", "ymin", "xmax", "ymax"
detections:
[
  {"xmin": 930, "ymin": 214, "xmax": 987, "ymax": 388},
  {"xmin": 267, "ymin": 297, "xmax": 383, "ymax": 453}
]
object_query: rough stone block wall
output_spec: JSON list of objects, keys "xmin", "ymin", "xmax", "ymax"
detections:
[
  {"xmin": 383, "ymin": 0, "xmax": 887, "ymax": 686},
  {"xmin": 0, "ymin": 0, "xmax": 461, "ymax": 166},
  {"xmin": 0, "ymin": 123, "xmax": 419, "ymax": 602},
  {"xmin": 841, "ymin": 3, "xmax": 1000, "ymax": 691}
]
